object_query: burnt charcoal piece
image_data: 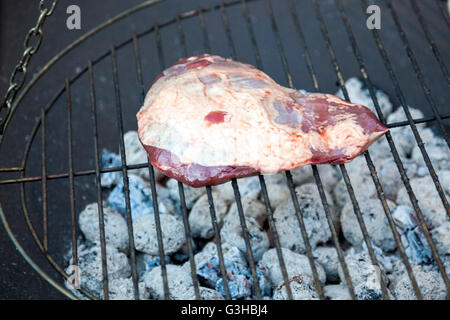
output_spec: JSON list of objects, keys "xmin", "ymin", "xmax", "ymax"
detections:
[{"xmin": 137, "ymin": 54, "xmax": 388, "ymax": 187}]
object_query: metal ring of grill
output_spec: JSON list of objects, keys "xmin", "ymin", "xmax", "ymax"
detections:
[{"xmin": 0, "ymin": 0, "xmax": 449, "ymax": 300}]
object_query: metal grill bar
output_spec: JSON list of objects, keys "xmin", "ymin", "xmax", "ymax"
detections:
[
  {"xmin": 152, "ymin": 23, "xmax": 171, "ymax": 300},
  {"xmin": 41, "ymin": 108, "xmax": 48, "ymax": 252},
  {"xmin": 334, "ymin": 0, "xmax": 423, "ymax": 298},
  {"xmin": 111, "ymin": 48, "xmax": 141, "ymax": 299},
  {"xmin": 410, "ymin": 0, "xmax": 450, "ymax": 85},
  {"xmin": 362, "ymin": 0, "xmax": 450, "ymax": 216},
  {"xmin": 231, "ymin": 179, "xmax": 263, "ymax": 299},
  {"xmin": 360, "ymin": 0, "xmax": 450, "ymax": 292},
  {"xmin": 241, "ymin": 0, "xmax": 293, "ymax": 300},
  {"xmin": 263, "ymin": 0, "xmax": 325, "ymax": 299},
  {"xmin": 65, "ymin": 79, "xmax": 79, "ymax": 284},
  {"xmin": 434, "ymin": 0, "xmax": 450, "ymax": 28},
  {"xmin": 206, "ymin": 186, "xmax": 232, "ymax": 299},
  {"xmin": 385, "ymin": 0, "xmax": 450, "ymax": 148},
  {"xmin": 284, "ymin": 171, "xmax": 325, "ymax": 299},
  {"xmin": 178, "ymin": 181, "xmax": 202, "ymax": 299},
  {"xmin": 88, "ymin": 62, "xmax": 111, "ymax": 299},
  {"xmin": 311, "ymin": 0, "xmax": 391, "ymax": 299},
  {"xmin": 168, "ymin": 20, "xmax": 203, "ymax": 300},
  {"xmin": 286, "ymin": 0, "xmax": 357, "ymax": 299},
  {"xmin": 220, "ymin": 1, "xmax": 266, "ymax": 300},
  {"xmin": 188, "ymin": 11, "xmax": 233, "ymax": 299}
]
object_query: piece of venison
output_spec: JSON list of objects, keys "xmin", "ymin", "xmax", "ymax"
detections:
[{"xmin": 137, "ymin": 54, "xmax": 388, "ymax": 187}]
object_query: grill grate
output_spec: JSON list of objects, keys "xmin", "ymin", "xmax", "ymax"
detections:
[{"xmin": 0, "ymin": 0, "xmax": 449, "ymax": 300}]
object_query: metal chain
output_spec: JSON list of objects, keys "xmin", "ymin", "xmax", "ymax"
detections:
[{"xmin": 0, "ymin": 0, "xmax": 58, "ymax": 134}]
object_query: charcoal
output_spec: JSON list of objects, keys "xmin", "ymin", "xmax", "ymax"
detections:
[
  {"xmin": 396, "ymin": 175, "xmax": 449, "ymax": 229},
  {"xmin": 274, "ymin": 195, "xmax": 331, "ymax": 254},
  {"xmin": 323, "ymin": 284, "xmax": 352, "ymax": 300},
  {"xmin": 166, "ymin": 178, "xmax": 205, "ymax": 210},
  {"xmin": 103, "ymin": 278, "xmax": 149, "ymax": 300},
  {"xmin": 260, "ymin": 181, "xmax": 290, "ymax": 210},
  {"xmin": 216, "ymin": 273, "xmax": 251, "ymax": 300},
  {"xmin": 335, "ymin": 78, "xmax": 393, "ymax": 118},
  {"xmin": 133, "ymin": 214, "xmax": 185, "ymax": 255},
  {"xmin": 65, "ymin": 244, "xmax": 131, "ymax": 297},
  {"xmin": 144, "ymin": 264, "xmax": 195, "ymax": 300},
  {"xmin": 196, "ymin": 246, "xmax": 269, "ymax": 299},
  {"xmin": 341, "ymin": 199, "xmax": 396, "ymax": 252},
  {"xmin": 220, "ymin": 215, "xmax": 269, "ymax": 262},
  {"xmin": 189, "ymin": 192, "xmax": 228, "ymax": 239},
  {"xmin": 289, "ymin": 164, "xmax": 340, "ymax": 192},
  {"xmin": 337, "ymin": 250, "xmax": 391, "ymax": 300},
  {"xmin": 387, "ymin": 107, "xmax": 426, "ymax": 158},
  {"xmin": 392, "ymin": 205, "xmax": 432, "ymax": 264},
  {"xmin": 136, "ymin": 253, "xmax": 170, "ymax": 279},
  {"xmin": 224, "ymin": 195, "xmax": 266, "ymax": 227},
  {"xmin": 313, "ymin": 246, "xmax": 340, "ymax": 283},
  {"xmin": 199, "ymin": 287, "xmax": 225, "ymax": 300},
  {"xmin": 273, "ymin": 274, "xmax": 319, "ymax": 300},
  {"xmin": 261, "ymin": 248, "xmax": 326, "ymax": 287},
  {"xmin": 100, "ymin": 149, "xmax": 122, "ymax": 188},
  {"xmin": 212, "ymin": 176, "xmax": 260, "ymax": 204},
  {"xmin": 78, "ymin": 203, "xmax": 129, "ymax": 253},
  {"xmin": 390, "ymin": 263, "xmax": 447, "ymax": 300},
  {"xmin": 108, "ymin": 174, "xmax": 171, "ymax": 221},
  {"xmin": 123, "ymin": 131, "xmax": 165, "ymax": 181},
  {"xmin": 431, "ymin": 221, "xmax": 450, "ymax": 257}
]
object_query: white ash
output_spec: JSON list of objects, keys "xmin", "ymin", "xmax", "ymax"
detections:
[
  {"xmin": 224, "ymin": 195, "xmax": 267, "ymax": 227},
  {"xmin": 431, "ymin": 221, "xmax": 450, "ymax": 257},
  {"xmin": 290, "ymin": 165, "xmax": 340, "ymax": 192},
  {"xmin": 335, "ymin": 77, "xmax": 393, "ymax": 118},
  {"xmin": 65, "ymin": 244, "xmax": 131, "ymax": 297},
  {"xmin": 272, "ymin": 274, "xmax": 319, "ymax": 300},
  {"xmin": 79, "ymin": 203, "xmax": 129, "ymax": 253},
  {"xmin": 333, "ymin": 165, "xmax": 377, "ymax": 210},
  {"xmin": 189, "ymin": 192, "xmax": 228, "ymax": 239},
  {"xmin": 387, "ymin": 107, "xmax": 426, "ymax": 158},
  {"xmin": 220, "ymin": 215, "xmax": 269, "ymax": 262},
  {"xmin": 123, "ymin": 131, "xmax": 164, "ymax": 182},
  {"xmin": 396, "ymin": 174, "xmax": 449, "ymax": 229},
  {"xmin": 323, "ymin": 284, "xmax": 352, "ymax": 300},
  {"xmin": 261, "ymin": 248, "xmax": 326, "ymax": 287},
  {"xmin": 185, "ymin": 241, "xmax": 246, "ymax": 273},
  {"xmin": 102, "ymin": 278, "xmax": 149, "ymax": 300},
  {"xmin": 390, "ymin": 263, "xmax": 447, "ymax": 300},
  {"xmin": 144, "ymin": 264, "xmax": 196, "ymax": 300},
  {"xmin": 340, "ymin": 199, "xmax": 396, "ymax": 252},
  {"xmin": 166, "ymin": 178, "xmax": 205, "ymax": 210},
  {"xmin": 133, "ymin": 214, "xmax": 185, "ymax": 255},
  {"xmin": 412, "ymin": 134, "xmax": 450, "ymax": 174},
  {"xmin": 212, "ymin": 176, "xmax": 260, "ymax": 204},
  {"xmin": 313, "ymin": 246, "xmax": 340, "ymax": 283},
  {"xmin": 392, "ymin": 205, "xmax": 432, "ymax": 264},
  {"xmin": 274, "ymin": 194, "xmax": 331, "ymax": 254},
  {"xmin": 263, "ymin": 181, "xmax": 290, "ymax": 210},
  {"xmin": 136, "ymin": 253, "xmax": 170, "ymax": 279},
  {"xmin": 337, "ymin": 249, "xmax": 391, "ymax": 300},
  {"xmin": 107, "ymin": 174, "xmax": 173, "ymax": 221},
  {"xmin": 199, "ymin": 287, "xmax": 225, "ymax": 300}
]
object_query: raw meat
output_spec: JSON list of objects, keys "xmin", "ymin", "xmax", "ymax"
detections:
[{"xmin": 137, "ymin": 54, "xmax": 388, "ymax": 187}]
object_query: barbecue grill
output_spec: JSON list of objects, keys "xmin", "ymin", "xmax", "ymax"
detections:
[{"xmin": 0, "ymin": 0, "xmax": 449, "ymax": 300}]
